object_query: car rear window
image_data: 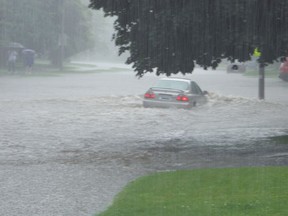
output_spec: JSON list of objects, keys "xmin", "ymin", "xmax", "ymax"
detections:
[{"xmin": 154, "ymin": 80, "xmax": 189, "ymax": 91}]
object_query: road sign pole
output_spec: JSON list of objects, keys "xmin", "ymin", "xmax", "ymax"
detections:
[{"xmin": 258, "ymin": 63, "xmax": 265, "ymax": 100}]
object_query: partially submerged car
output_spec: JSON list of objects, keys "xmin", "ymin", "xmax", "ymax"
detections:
[{"xmin": 143, "ymin": 77, "xmax": 208, "ymax": 109}]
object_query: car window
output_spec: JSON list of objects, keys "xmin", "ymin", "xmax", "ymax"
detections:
[
  {"xmin": 195, "ymin": 83, "xmax": 203, "ymax": 94},
  {"xmin": 155, "ymin": 80, "xmax": 189, "ymax": 91},
  {"xmin": 191, "ymin": 81, "xmax": 202, "ymax": 94}
]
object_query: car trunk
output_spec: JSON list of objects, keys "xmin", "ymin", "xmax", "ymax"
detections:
[{"xmin": 151, "ymin": 88, "xmax": 184, "ymax": 102}]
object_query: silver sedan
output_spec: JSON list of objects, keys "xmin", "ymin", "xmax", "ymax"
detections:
[{"xmin": 143, "ymin": 77, "xmax": 208, "ymax": 109}]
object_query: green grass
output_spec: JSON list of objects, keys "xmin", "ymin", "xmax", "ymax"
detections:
[
  {"xmin": 97, "ymin": 167, "xmax": 288, "ymax": 216},
  {"xmin": 0, "ymin": 60, "xmax": 127, "ymax": 77},
  {"xmin": 244, "ymin": 64, "xmax": 280, "ymax": 78}
]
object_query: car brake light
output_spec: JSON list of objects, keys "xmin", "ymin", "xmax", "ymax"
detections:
[
  {"xmin": 144, "ymin": 92, "xmax": 155, "ymax": 99},
  {"xmin": 176, "ymin": 95, "xmax": 189, "ymax": 101}
]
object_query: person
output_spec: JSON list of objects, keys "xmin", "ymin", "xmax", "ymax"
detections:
[
  {"xmin": 22, "ymin": 49, "xmax": 35, "ymax": 74},
  {"xmin": 7, "ymin": 50, "xmax": 17, "ymax": 73}
]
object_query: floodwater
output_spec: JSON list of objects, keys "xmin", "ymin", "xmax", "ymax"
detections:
[{"xmin": 0, "ymin": 65, "xmax": 288, "ymax": 216}]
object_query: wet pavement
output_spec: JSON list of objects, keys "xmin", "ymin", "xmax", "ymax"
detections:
[{"xmin": 0, "ymin": 65, "xmax": 288, "ymax": 215}]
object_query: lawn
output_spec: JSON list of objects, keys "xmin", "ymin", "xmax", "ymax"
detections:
[
  {"xmin": 244, "ymin": 64, "xmax": 280, "ymax": 78},
  {"xmin": 97, "ymin": 166, "xmax": 288, "ymax": 216},
  {"xmin": 0, "ymin": 60, "xmax": 127, "ymax": 76}
]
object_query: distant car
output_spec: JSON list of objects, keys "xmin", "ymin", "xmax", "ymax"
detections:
[
  {"xmin": 279, "ymin": 57, "xmax": 288, "ymax": 82},
  {"xmin": 143, "ymin": 77, "xmax": 208, "ymax": 109},
  {"xmin": 227, "ymin": 62, "xmax": 246, "ymax": 73}
]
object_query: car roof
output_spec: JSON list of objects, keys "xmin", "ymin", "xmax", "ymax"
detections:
[{"xmin": 159, "ymin": 77, "xmax": 192, "ymax": 82}]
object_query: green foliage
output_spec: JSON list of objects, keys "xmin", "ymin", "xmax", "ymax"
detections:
[
  {"xmin": 97, "ymin": 167, "xmax": 288, "ymax": 216},
  {"xmin": 89, "ymin": 0, "xmax": 288, "ymax": 77}
]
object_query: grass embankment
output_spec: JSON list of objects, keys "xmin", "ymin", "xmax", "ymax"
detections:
[
  {"xmin": 0, "ymin": 60, "xmax": 98, "ymax": 76},
  {"xmin": 218, "ymin": 61, "xmax": 281, "ymax": 78},
  {"xmin": 0, "ymin": 60, "xmax": 126, "ymax": 76},
  {"xmin": 97, "ymin": 136, "xmax": 288, "ymax": 216},
  {"xmin": 244, "ymin": 64, "xmax": 280, "ymax": 78},
  {"xmin": 97, "ymin": 167, "xmax": 288, "ymax": 216}
]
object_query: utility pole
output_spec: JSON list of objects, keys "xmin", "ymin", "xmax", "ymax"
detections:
[
  {"xmin": 258, "ymin": 63, "xmax": 265, "ymax": 100},
  {"xmin": 59, "ymin": 0, "xmax": 65, "ymax": 70},
  {"xmin": 254, "ymin": 48, "xmax": 265, "ymax": 100}
]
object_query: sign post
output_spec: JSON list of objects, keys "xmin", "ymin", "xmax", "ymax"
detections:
[
  {"xmin": 253, "ymin": 48, "xmax": 265, "ymax": 100},
  {"xmin": 258, "ymin": 63, "xmax": 265, "ymax": 100}
]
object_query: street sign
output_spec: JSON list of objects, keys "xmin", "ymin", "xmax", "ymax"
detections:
[{"xmin": 253, "ymin": 48, "xmax": 261, "ymax": 57}]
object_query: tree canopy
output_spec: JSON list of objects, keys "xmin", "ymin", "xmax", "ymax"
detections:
[{"xmin": 89, "ymin": 0, "xmax": 288, "ymax": 77}]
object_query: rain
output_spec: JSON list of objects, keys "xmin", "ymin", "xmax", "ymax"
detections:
[{"xmin": 0, "ymin": 1, "xmax": 288, "ymax": 215}]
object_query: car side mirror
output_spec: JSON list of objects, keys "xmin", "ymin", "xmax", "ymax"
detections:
[{"xmin": 202, "ymin": 90, "xmax": 208, "ymax": 95}]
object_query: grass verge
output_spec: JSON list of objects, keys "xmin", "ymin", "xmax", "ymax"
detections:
[
  {"xmin": 0, "ymin": 60, "xmax": 127, "ymax": 77},
  {"xmin": 97, "ymin": 166, "xmax": 288, "ymax": 216},
  {"xmin": 244, "ymin": 64, "xmax": 280, "ymax": 78}
]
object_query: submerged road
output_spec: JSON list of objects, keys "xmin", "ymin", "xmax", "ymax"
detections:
[{"xmin": 0, "ymin": 65, "xmax": 288, "ymax": 215}]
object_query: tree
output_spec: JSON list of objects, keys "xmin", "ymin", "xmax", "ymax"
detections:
[
  {"xmin": 0, "ymin": 0, "xmax": 94, "ymax": 67},
  {"xmin": 89, "ymin": 0, "xmax": 288, "ymax": 77}
]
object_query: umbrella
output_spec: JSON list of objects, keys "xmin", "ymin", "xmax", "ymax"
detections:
[
  {"xmin": 7, "ymin": 42, "xmax": 24, "ymax": 49},
  {"xmin": 22, "ymin": 49, "xmax": 35, "ymax": 54}
]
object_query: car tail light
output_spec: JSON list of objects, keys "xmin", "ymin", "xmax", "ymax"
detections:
[
  {"xmin": 144, "ymin": 92, "xmax": 155, "ymax": 99},
  {"xmin": 176, "ymin": 95, "xmax": 189, "ymax": 102}
]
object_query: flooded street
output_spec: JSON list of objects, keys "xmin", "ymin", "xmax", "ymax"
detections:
[{"xmin": 0, "ymin": 66, "xmax": 288, "ymax": 216}]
